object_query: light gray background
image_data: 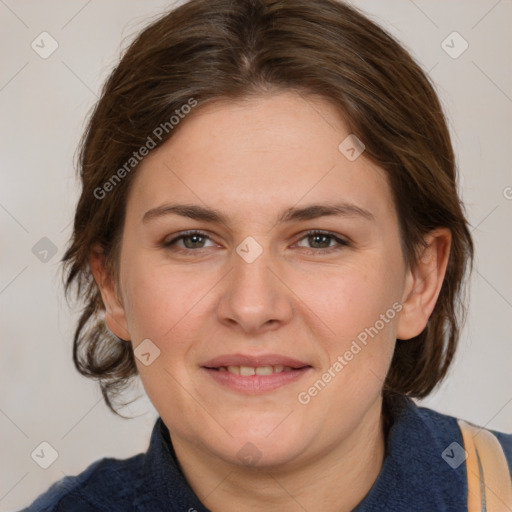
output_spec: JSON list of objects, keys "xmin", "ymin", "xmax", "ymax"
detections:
[{"xmin": 1, "ymin": 1, "xmax": 511, "ymax": 510}]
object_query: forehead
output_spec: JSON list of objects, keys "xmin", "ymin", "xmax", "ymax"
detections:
[{"xmin": 127, "ymin": 92, "xmax": 395, "ymax": 225}]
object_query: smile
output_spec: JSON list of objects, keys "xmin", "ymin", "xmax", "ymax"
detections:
[
  {"xmin": 201, "ymin": 354, "xmax": 312, "ymax": 394},
  {"xmin": 217, "ymin": 365, "xmax": 295, "ymax": 375}
]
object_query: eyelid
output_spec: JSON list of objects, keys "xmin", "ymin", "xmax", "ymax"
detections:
[
  {"xmin": 163, "ymin": 229, "xmax": 350, "ymax": 253},
  {"xmin": 163, "ymin": 229, "xmax": 215, "ymax": 247},
  {"xmin": 293, "ymin": 229, "xmax": 350, "ymax": 252}
]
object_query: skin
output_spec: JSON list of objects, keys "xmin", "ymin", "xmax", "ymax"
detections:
[{"xmin": 91, "ymin": 91, "xmax": 451, "ymax": 511}]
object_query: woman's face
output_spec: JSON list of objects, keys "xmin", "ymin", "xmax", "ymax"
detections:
[{"xmin": 112, "ymin": 92, "xmax": 411, "ymax": 468}]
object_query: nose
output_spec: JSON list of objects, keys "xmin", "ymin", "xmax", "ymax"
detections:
[{"xmin": 216, "ymin": 243, "xmax": 294, "ymax": 334}]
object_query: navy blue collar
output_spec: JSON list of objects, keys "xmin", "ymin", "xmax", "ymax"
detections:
[
  {"xmin": 353, "ymin": 395, "xmax": 466, "ymax": 511},
  {"xmin": 134, "ymin": 418, "xmax": 209, "ymax": 511}
]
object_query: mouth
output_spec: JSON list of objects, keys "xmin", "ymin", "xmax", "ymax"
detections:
[
  {"xmin": 201, "ymin": 354, "xmax": 312, "ymax": 394},
  {"xmin": 213, "ymin": 365, "xmax": 299, "ymax": 375}
]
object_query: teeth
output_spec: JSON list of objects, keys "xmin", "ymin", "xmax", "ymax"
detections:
[
  {"xmin": 255, "ymin": 366, "xmax": 273, "ymax": 376},
  {"xmin": 240, "ymin": 366, "xmax": 256, "ymax": 376},
  {"xmin": 220, "ymin": 365, "xmax": 294, "ymax": 375}
]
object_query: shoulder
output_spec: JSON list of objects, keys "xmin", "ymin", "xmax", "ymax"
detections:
[
  {"xmin": 358, "ymin": 395, "xmax": 512, "ymax": 511},
  {"xmin": 409, "ymin": 399, "xmax": 511, "ymax": 468},
  {"xmin": 396, "ymin": 396, "xmax": 511, "ymax": 445},
  {"xmin": 413, "ymin": 400, "xmax": 512, "ymax": 470},
  {"xmin": 19, "ymin": 454, "xmax": 144, "ymax": 512}
]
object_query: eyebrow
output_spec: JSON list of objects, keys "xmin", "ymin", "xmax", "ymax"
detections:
[{"xmin": 142, "ymin": 202, "xmax": 374, "ymax": 225}]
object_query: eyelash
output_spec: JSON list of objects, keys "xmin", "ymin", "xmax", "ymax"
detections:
[{"xmin": 162, "ymin": 229, "xmax": 350, "ymax": 255}]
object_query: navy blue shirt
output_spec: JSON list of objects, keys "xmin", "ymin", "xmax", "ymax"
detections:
[{"xmin": 21, "ymin": 396, "xmax": 512, "ymax": 511}]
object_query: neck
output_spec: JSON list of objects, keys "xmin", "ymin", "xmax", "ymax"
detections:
[{"xmin": 172, "ymin": 398, "xmax": 386, "ymax": 512}]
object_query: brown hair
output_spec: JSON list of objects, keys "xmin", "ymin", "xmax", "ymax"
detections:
[{"xmin": 63, "ymin": 0, "xmax": 473, "ymax": 414}]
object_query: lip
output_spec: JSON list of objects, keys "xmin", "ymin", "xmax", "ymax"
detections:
[
  {"xmin": 202, "ymin": 353, "xmax": 310, "ymax": 369},
  {"xmin": 201, "ymin": 353, "xmax": 312, "ymax": 394}
]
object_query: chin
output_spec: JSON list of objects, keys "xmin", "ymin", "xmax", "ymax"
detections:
[{"xmin": 210, "ymin": 416, "xmax": 310, "ymax": 469}]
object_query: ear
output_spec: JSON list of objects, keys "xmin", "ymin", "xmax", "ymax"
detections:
[
  {"xmin": 90, "ymin": 244, "xmax": 130, "ymax": 341},
  {"xmin": 396, "ymin": 228, "xmax": 452, "ymax": 340}
]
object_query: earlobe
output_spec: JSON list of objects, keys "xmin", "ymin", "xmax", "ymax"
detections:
[
  {"xmin": 396, "ymin": 228, "xmax": 452, "ymax": 340},
  {"xmin": 90, "ymin": 244, "xmax": 131, "ymax": 341}
]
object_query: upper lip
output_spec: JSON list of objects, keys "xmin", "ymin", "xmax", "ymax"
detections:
[{"xmin": 202, "ymin": 353, "xmax": 311, "ymax": 369}]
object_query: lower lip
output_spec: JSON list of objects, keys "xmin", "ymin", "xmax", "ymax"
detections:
[{"xmin": 202, "ymin": 367, "xmax": 311, "ymax": 394}]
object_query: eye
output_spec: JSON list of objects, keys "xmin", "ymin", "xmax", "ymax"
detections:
[
  {"xmin": 295, "ymin": 230, "xmax": 349, "ymax": 253},
  {"xmin": 162, "ymin": 229, "xmax": 349, "ymax": 254},
  {"xmin": 163, "ymin": 230, "xmax": 216, "ymax": 250}
]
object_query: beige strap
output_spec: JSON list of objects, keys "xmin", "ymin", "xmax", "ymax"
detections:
[{"xmin": 458, "ymin": 419, "xmax": 512, "ymax": 512}]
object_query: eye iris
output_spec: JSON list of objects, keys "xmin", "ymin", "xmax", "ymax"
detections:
[
  {"xmin": 184, "ymin": 234, "xmax": 205, "ymax": 248},
  {"xmin": 309, "ymin": 234, "xmax": 331, "ymax": 248}
]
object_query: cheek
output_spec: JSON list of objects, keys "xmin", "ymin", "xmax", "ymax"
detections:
[
  {"xmin": 121, "ymin": 256, "xmax": 211, "ymax": 342},
  {"xmin": 120, "ymin": 258, "xmax": 213, "ymax": 420},
  {"xmin": 309, "ymin": 257, "xmax": 400, "ymax": 340},
  {"xmin": 303, "ymin": 258, "xmax": 401, "ymax": 394}
]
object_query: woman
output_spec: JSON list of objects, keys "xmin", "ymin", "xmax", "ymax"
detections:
[{"xmin": 22, "ymin": 0, "xmax": 511, "ymax": 510}]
